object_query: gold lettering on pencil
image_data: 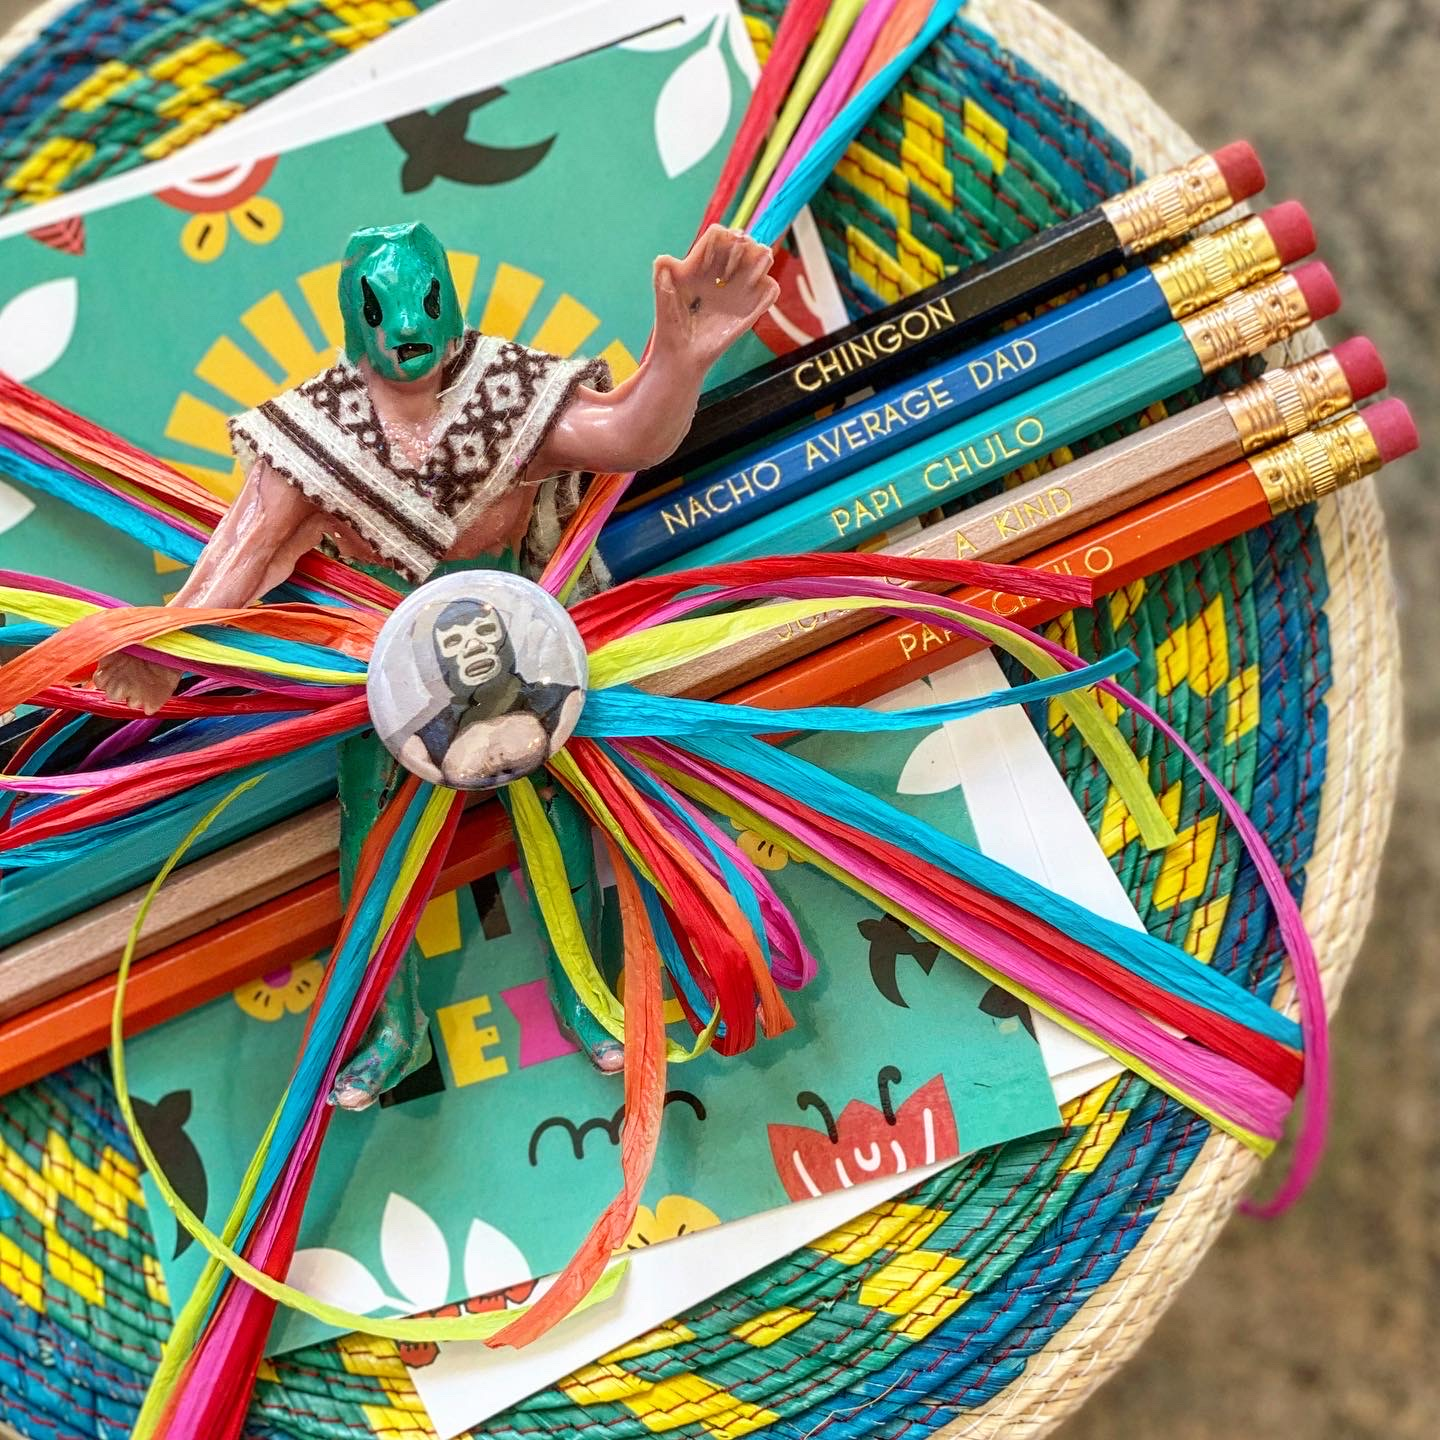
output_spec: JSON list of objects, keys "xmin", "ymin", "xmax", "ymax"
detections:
[
  {"xmin": 831, "ymin": 506, "xmax": 852, "ymax": 536},
  {"xmin": 704, "ymin": 482, "xmax": 732, "ymax": 514},
  {"xmin": 688, "ymin": 495, "xmax": 709, "ymax": 526},
  {"xmin": 1021, "ymin": 498, "xmax": 1050, "ymax": 527},
  {"xmin": 922, "ymin": 416, "xmax": 1045, "ymax": 495},
  {"xmin": 661, "ymin": 503, "xmax": 688, "ymax": 536},
  {"xmin": 967, "ymin": 337, "xmax": 1039, "ymax": 391},
  {"xmin": 728, "ymin": 472, "xmax": 754, "ymax": 503},
  {"xmin": 882, "ymin": 402, "xmax": 905, "ymax": 429},
  {"xmin": 805, "ymin": 440, "xmax": 824, "ymax": 469},
  {"xmin": 1083, "ymin": 544, "xmax": 1116, "ymax": 577},
  {"xmin": 1048, "ymin": 485, "xmax": 1073, "ymax": 516},
  {"xmin": 874, "ymin": 322, "xmax": 903, "ymax": 355},
  {"xmin": 899, "ymin": 630, "xmax": 919, "ymax": 660},
  {"xmin": 994, "ymin": 507, "xmax": 1019, "ymax": 539},
  {"xmin": 841, "ymin": 418, "xmax": 864, "ymax": 451},
  {"xmin": 953, "ymin": 529, "xmax": 978, "ymax": 558},
  {"xmin": 1015, "ymin": 416, "xmax": 1045, "ymax": 447},
  {"xmin": 792, "ymin": 297, "xmax": 959, "ymax": 395},
  {"xmin": 861, "ymin": 410, "xmax": 884, "ymax": 442},
  {"xmin": 900, "ymin": 309, "xmax": 930, "ymax": 342}
]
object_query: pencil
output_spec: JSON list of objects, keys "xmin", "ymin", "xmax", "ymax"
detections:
[
  {"xmin": 0, "ymin": 400, "xmax": 1413, "ymax": 1093},
  {"xmin": 0, "ymin": 401, "xmax": 1415, "ymax": 1089},
  {"xmin": 639, "ymin": 142, "xmax": 1267, "ymax": 487},
  {"xmin": 729, "ymin": 399, "xmax": 1417, "ymax": 711},
  {"xmin": 666, "ymin": 261, "xmax": 1341, "ymax": 569},
  {"xmin": 602, "ymin": 203, "xmax": 1316, "ymax": 579},
  {"xmin": 647, "ymin": 337, "xmax": 1385, "ymax": 697}
]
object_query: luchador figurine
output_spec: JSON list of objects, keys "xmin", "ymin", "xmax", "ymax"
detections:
[{"xmin": 95, "ymin": 220, "xmax": 779, "ymax": 1108}]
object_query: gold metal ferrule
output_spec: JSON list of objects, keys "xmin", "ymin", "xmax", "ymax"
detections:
[
  {"xmin": 1220, "ymin": 350, "xmax": 1359, "ymax": 452},
  {"xmin": 1251, "ymin": 411, "xmax": 1383, "ymax": 514},
  {"xmin": 1151, "ymin": 215, "xmax": 1282, "ymax": 318},
  {"xmin": 1099, "ymin": 152, "xmax": 1238, "ymax": 254},
  {"xmin": 1178, "ymin": 272, "xmax": 1314, "ymax": 374}
]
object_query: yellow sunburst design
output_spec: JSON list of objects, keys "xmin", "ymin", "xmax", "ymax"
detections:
[{"xmin": 158, "ymin": 251, "xmax": 641, "ymax": 511}]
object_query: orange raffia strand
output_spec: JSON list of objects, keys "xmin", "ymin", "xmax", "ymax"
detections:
[
  {"xmin": 571, "ymin": 739, "xmax": 793, "ymax": 1046},
  {"xmin": 0, "ymin": 601, "xmax": 381, "ymax": 712},
  {"xmin": 491, "ymin": 832, "xmax": 666, "ymax": 1349}
]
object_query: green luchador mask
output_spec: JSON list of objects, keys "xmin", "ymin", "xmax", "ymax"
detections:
[{"xmin": 339, "ymin": 222, "xmax": 464, "ymax": 382}]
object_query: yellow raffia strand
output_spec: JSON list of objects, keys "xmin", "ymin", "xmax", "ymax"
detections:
[
  {"xmin": 589, "ymin": 594, "xmax": 1173, "ymax": 849},
  {"xmin": 646, "ymin": 758, "xmax": 1271, "ymax": 1156},
  {"xmin": 108, "ymin": 781, "xmax": 626, "ymax": 1440},
  {"xmin": 0, "ymin": 585, "xmax": 364, "ymax": 687},
  {"xmin": 546, "ymin": 750, "xmax": 663, "ymax": 893},
  {"xmin": 730, "ymin": 0, "xmax": 868, "ymax": 227},
  {"xmin": 508, "ymin": 776, "xmax": 716, "ymax": 1063}
]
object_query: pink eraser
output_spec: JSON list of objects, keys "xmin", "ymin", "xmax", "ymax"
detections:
[
  {"xmin": 1260, "ymin": 201, "xmax": 1316, "ymax": 265},
  {"xmin": 1330, "ymin": 336, "xmax": 1386, "ymax": 401},
  {"xmin": 1291, "ymin": 260, "xmax": 1340, "ymax": 321},
  {"xmin": 1212, "ymin": 140, "xmax": 1265, "ymax": 200},
  {"xmin": 1362, "ymin": 397, "xmax": 1418, "ymax": 465}
]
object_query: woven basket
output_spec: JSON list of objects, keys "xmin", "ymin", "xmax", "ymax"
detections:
[{"xmin": 0, "ymin": 2, "xmax": 1400, "ymax": 1439}]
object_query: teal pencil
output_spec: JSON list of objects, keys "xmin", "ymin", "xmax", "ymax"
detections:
[{"xmin": 661, "ymin": 264, "xmax": 1338, "ymax": 572}]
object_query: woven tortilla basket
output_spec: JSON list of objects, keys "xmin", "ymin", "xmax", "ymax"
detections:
[{"xmin": 0, "ymin": 1, "xmax": 1400, "ymax": 1438}]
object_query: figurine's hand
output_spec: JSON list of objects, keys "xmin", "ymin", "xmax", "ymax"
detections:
[
  {"xmin": 93, "ymin": 652, "xmax": 182, "ymax": 716},
  {"xmin": 653, "ymin": 224, "xmax": 780, "ymax": 371},
  {"xmin": 441, "ymin": 713, "xmax": 550, "ymax": 790}
]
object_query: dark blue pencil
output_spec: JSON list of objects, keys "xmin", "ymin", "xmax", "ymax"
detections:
[{"xmin": 600, "ymin": 205, "xmax": 1313, "ymax": 580}]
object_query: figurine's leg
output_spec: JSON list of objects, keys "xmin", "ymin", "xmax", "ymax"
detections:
[
  {"xmin": 330, "ymin": 732, "xmax": 434, "ymax": 1111},
  {"xmin": 504, "ymin": 784, "xmax": 623, "ymax": 1074}
]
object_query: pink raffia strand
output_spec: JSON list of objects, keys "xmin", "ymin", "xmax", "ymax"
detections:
[
  {"xmin": 921, "ymin": 615, "xmax": 1329, "ymax": 1211},
  {"xmin": 636, "ymin": 738, "xmax": 1293, "ymax": 1140},
  {"xmin": 626, "ymin": 756, "xmax": 816, "ymax": 988},
  {"xmin": 754, "ymin": 0, "xmax": 903, "ymax": 215}
]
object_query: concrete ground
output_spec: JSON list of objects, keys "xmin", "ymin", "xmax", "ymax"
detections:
[
  {"xmin": 0, "ymin": 0, "xmax": 1433, "ymax": 1435},
  {"xmin": 1044, "ymin": 3, "xmax": 1439, "ymax": 1437}
]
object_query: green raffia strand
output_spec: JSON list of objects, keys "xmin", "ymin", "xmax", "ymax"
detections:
[{"xmin": 0, "ymin": 4, "xmax": 1332, "ymax": 1437}]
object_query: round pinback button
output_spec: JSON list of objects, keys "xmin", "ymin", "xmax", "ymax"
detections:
[{"xmin": 367, "ymin": 570, "xmax": 587, "ymax": 790}]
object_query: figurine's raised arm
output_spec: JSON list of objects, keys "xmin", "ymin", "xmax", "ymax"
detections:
[
  {"xmin": 531, "ymin": 225, "xmax": 779, "ymax": 476},
  {"xmin": 94, "ymin": 462, "xmax": 327, "ymax": 714}
]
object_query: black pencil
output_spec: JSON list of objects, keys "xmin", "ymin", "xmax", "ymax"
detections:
[{"xmin": 636, "ymin": 141, "xmax": 1265, "ymax": 493}]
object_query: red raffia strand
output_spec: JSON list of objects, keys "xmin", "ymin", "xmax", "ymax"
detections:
[
  {"xmin": 0, "ymin": 374, "xmax": 401, "ymax": 612},
  {"xmin": 156, "ymin": 787, "xmax": 460, "ymax": 1440},
  {"xmin": 0, "ymin": 602, "xmax": 379, "ymax": 713},
  {"xmin": 490, "ymin": 830, "xmax": 667, "ymax": 1349},
  {"xmin": 569, "ymin": 552, "xmax": 1094, "ymax": 648},
  {"xmin": 696, "ymin": 0, "xmax": 833, "ymax": 234},
  {"xmin": 627, "ymin": 738, "xmax": 1302, "ymax": 1095},
  {"xmin": 29, "ymin": 684, "xmax": 323, "ymax": 717},
  {"xmin": 566, "ymin": 738, "xmax": 793, "ymax": 1053},
  {"xmin": 634, "ymin": 740, "xmax": 1295, "ymax": 1139},
  {"xmin": 0, "ymin": 699, "xmax": 368, "ymax": 849}
]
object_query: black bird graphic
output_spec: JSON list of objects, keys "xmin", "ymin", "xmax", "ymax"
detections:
[
  {"xmin": 861, "ymin": 914, "xmax": 942, "ymax": 1008},
  {"xmin": 132, "ymin": 1091, "xmax": 207, "ymax": 1259},
  {"xmin": 386, "ymin": 88, "xmax": 557, "ymax": 194},
  {"xmin": 978, "ymin": 982, "xmax": 1038, "ymax": 1040}
]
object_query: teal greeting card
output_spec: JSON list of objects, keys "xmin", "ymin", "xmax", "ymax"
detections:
[{"xmin": 124, "ymin": 711, "xmax": 1061, "ymax": 1354}]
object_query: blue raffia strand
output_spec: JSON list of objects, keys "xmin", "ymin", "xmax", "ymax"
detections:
[
  {"xmin": 232, "ymin": 784, "xmax": 432, "ymax": 1241},
  {"xmin": 603, "ymin": 741, "xmax": 776, "ymax": 974},
  {"xmin": 748, "ymin": 0, "xmax": 966, "ymax": 247},
  {"xmin": 675, "ymin": 730, "xmax": 1301, "ymax": 1051},
  {"xmin": 577, "ymin": 649, "xmax": 1137, "ymax": 737}
]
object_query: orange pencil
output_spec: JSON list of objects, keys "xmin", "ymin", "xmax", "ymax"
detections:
[{"xmin": 0, "ymin": 403, "xmax": 1415, "ymax": 1093}]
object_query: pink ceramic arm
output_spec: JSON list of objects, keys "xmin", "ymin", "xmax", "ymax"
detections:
[
  {"xmin": 533, "ymin": 225, "xmax": 780, "ymax": 476},
  {"xmin": 94, "ymin": 461, "xmax": 327, "ymax": 713}
]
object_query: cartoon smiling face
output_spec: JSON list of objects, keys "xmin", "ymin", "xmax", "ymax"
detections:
[{"xmin": 766, "ymin": 1067, "xmax": 960, "ymax": 1201}]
